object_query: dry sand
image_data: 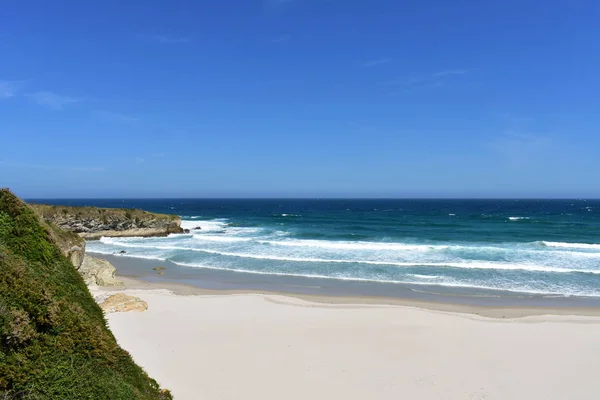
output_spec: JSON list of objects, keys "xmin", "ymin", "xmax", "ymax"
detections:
[{"xmin": 98, "ymin": 286, "xmax": 600, "ymax": 400}]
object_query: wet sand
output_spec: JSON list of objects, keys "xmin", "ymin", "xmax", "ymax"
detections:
[{"xmin": 93, "ymin": 252, "xmax": 600, "ymax": 318}]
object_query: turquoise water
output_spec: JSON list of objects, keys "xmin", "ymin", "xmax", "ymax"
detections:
[{"xmin": 36, "ymin": 199, "xmax": 600, "ymax": 297}]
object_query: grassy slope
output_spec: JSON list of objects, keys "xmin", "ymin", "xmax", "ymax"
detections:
[
  {"xmin": 0, "ymin": 189, "xmax": 171, "ymax": 399},
  {"xmin": 31, "ymin": 204, "xmax": 180, "ymax": 223}
]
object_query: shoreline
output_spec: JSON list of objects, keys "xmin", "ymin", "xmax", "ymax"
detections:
[
  {"xmin": 91, "ymin": 252, "xmax": 600, "ymax": 318},
  {"xmin": 90, "ymin": 252, "xmax": 600, "ymax": 399}
]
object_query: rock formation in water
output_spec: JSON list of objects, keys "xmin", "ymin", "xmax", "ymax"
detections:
[
  {"xmin": 31, "ymin": 204, "xmax": 183, "ymax": 239},
  {"xmin": 0, "ymin": 189, "xmax": 171, "ymax": 399}
]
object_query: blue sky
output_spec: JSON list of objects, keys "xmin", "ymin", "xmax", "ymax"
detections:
[{"xmin": 1, "ymin": 0, "xmax": 599, "ymax": 198}]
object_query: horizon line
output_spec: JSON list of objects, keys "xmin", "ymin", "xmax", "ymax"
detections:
[{"xmin": 25, "ymin": 197, "xmax": 600, "ymax": 201}]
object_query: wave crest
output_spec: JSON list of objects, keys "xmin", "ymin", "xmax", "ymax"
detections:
[{"xmin": 541, "ymin": 241, "xmax": 600, "ymax": 250}]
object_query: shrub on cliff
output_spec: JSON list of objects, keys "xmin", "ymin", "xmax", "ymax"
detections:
[
  {"xmin": 0, "ymin": 189, "xmax": 171, "ymax": 399},
  {"xmin": 29, "ymin": 203, "xmax": 183, "ymax": 240}
]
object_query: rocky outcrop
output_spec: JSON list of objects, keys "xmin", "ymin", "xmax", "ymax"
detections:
[
  {"xmin": 78, "ymin": 227, "xmax": 182, "ymax": 240},
  {"xmin": 68, "ymin": 246, "xmax": 85, "ymax": 268},
  {"xmin": 45, "ymin": 221, "xmax": 86, "ymax": 268},
  {"xmin": 79, "ymin": 255, "xmax": 123, "ymax": 286},
  {"xmin": 31, "ymin": 204, "xmax": 183, "ymax": 239},
  {"xmin": 100, "ymin": 293, "xmax": 148, "ymax": 313}
]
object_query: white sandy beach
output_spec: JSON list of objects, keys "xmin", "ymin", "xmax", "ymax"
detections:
[{"xmin": 103, "ymin": 288, "xmax": 600, "ymax": 400}]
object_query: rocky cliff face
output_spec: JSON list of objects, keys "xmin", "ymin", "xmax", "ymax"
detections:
[{"xmin": 31, "ymin": 204, "xmax": 183, "ymax": 240}]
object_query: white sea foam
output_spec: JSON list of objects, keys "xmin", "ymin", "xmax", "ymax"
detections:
[
  {"xmin": 541, "ymin": 241, "xmax": 600, "ymax": 250},
  {"xmin": 508, "ymin": 216, "xmax": 530, "ymax": 221},
  {"xmin": 408, "ymin": 274, "xmax": 443, "ymax": 279},
  {"xmin": 89, "ymin": 225, "xmax": 600, "ymax": 302},
  {"xmin": 87, "ymin": 248, "xmax": 168, "ymax": 262},
  {"xmin": 85, "ymin": 249, "xmax": 600, "ymax": 297},
  {"xmin": 259, "ymin": 239, "xmax": 443, "ymax": 252},
  {"xmin": 168, "ymin": 233, "xmax": 193, "ymax": 237},
  {"xmin": 225, "ymin": 227, "xmax": 265, "ymax": 235},
  {"xmin": 98, "ymin": 234, "xmax": 600, "ymax": 264},
  {"xmin": 180, "ymin": 219, "xmax": 228, "ymax": 232},
  {"xmin": 167, "ymin": 260, "xmax": 600, "ymax": 297},
  {"xmin": 192, "ymin": 235, "xmax": 252, "ymax": 243},
  {"xmin": 99, "ymin": 237, "xmax": 142, "ymax": 245},
  {"xmin": 90, "ymin": 238, "xmax": 600, "ymax": 275},
  {"xmin": 187, "ymin": 252, "xmax": 600, "ymax": 274}
]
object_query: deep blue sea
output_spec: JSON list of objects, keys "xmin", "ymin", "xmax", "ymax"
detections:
[{"xmin": 33, "ymin": 199, "xmax": 600, "ymax": 297}]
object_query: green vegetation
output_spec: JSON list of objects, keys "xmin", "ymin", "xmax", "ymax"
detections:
[
  {"xmin": 0, "ymin": 189, "xmax": 171, "ymax": 399},
  {"xmin": 30, "ymin": 204, "xmax": 183, "ymax": 239},
  {"xmin": 45, "ymin": 218, "xmax": 84, "ymax": 250},
  {"xmin": 31, "ymin": 204, "xmax": 180, "ymax": 223}
]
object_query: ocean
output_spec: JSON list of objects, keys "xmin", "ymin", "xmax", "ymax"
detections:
[{"xmin": 34, "ymin": 199, "xmax": 600, "ymax": 298}]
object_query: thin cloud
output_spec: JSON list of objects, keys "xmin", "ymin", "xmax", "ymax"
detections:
[
  {"xmin": 0, "ymin": 160, "xmax": 104, "ymax": 172},
  {"xmin": 363, "ymin": 59, "xmax": 389, "ymax": 67},
  {"xmin": 0, "ymin": 80, "xmax": 27, "ymax": 99},
  {"xmin": 135, "ymin": 157, "xmax": 145, "ymax": 164},
  {"xmin": 27, "ymin": 91, "xmax": 84, "ymax": 110}
]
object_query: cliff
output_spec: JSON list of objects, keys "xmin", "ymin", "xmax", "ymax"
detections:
[
  {"xmin": 31, "ymin": 204, "xmax": 183, "ymax": 240},
  {"xmin": 0, "ymin": 189, "xmax": 171, "ymax": 399},
  {"xmin": 46, "ymin": 219, "xmax": 86, "ymax": 267}
]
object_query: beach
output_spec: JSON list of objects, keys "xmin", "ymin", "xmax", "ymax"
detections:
[
  {"xmin": 95, "ymin": 278, "xmax": 600, "ymax": 400},
  {"xmin": 78, "ymin": 197, "xmax": 600, "ymax": 399}
]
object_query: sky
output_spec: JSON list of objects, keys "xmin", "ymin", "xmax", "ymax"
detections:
[{"xmin": 1, "ymin": 0, "xmax": 599, "ymax": 198}]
